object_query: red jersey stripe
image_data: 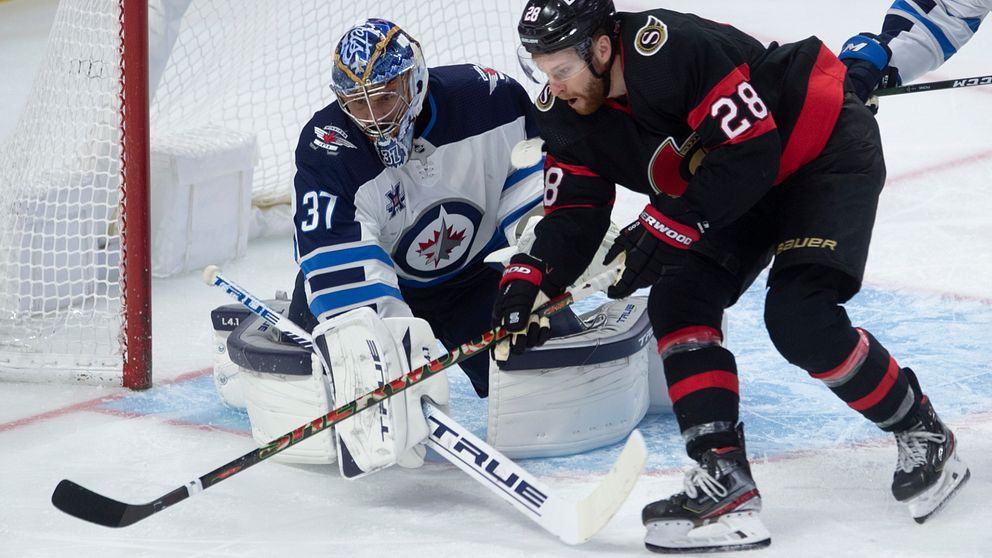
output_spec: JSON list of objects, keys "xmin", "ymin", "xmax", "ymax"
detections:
[
  {"xmin": 774, "ymin": 44, "xmax": 846, "ymax": 185},
  {"xmin": 545, "ymin": 153, "xmax": 600, "ymax": 177},
  {"xmin": 687, "ymin": 63, "xmax": 777, "ymax": 146}
]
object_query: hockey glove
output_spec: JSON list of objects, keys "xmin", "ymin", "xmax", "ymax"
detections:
[
  {"xmin": 604, "ymin": 205, "xmax": 700, "ymax": 299},
  {"xmin": 838, "ymin": 32, "xmax": 901, "ymax": 113},
  {"xmin": 492, "ymin": 253, "xmax": 551, "ymax": 362}
]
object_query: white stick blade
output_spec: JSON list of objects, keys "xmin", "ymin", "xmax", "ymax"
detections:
[{"xmin": 570, "ymin": 429, "xmax": 648, "ymax": 544}]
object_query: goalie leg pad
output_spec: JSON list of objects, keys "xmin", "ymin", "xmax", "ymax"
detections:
[
  {"xmin": 313, "ymin": 307, "xmax": 448, "ymax": 478},
  {"xmin": 239, "ymin": 352, "xmax": 338, "ymax": 464},
  {"xmin": 212, "ymin": 299, "xmax": 336, "ymax": 464},
  {"xmin": 489, "ymin": 298, "xmax": 654, "ymax": 458}
]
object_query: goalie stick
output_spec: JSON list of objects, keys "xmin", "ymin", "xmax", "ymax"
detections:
[{"xmin": 52, "ymin": 264, "xmax": 643, "ymax": 544}]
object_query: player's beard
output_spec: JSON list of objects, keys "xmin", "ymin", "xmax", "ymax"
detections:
[{"xmin": 570, "ymin": 74, "xmax": 608, "ymax": 116}]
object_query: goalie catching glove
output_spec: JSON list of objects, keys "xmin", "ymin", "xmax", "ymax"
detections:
[{"xmin": 491, "ymin": 253, "xmax": 555, "ymax": 362}]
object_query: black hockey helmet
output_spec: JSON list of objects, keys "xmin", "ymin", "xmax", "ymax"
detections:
[{"xmin": 518, "ymin": 0, "xmax": 616, "ymax": 55}]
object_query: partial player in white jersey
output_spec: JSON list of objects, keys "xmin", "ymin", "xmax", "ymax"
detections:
[{"xmin": 839, "ymin": 0, "xmax": 990, "ymax": 106}]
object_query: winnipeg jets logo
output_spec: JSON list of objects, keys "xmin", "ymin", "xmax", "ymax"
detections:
[
  {"xmin": 416, "ymin": 210, "xmax": 467, "ymax": 268},
  {"xmin": 385, "ymin": 182, "xmax": 406, "ymax": 218},
  {"xmin": 634, "ymin": 15, "xmax": 668, "ymax": 56},
  {"xmin": 311, "ymin": 125, "xmax": 357, "ymax": 154},
  {"xmin": 473, "ymin": 65, "xmax": 509, "ymax": 95},
  {"xmin": 397, "ymin": 202, "xmax": 482, "ymax": 277}
]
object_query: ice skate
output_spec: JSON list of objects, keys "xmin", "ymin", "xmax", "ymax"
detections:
[
  {"xmin": 642, "ymin": 446, "xmax": 770, "ymax": 553},
  {"xmin": 892, "ymin": 394, "xmax": 970, "ymax": 523}
]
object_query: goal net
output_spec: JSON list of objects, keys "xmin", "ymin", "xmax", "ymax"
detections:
[{"xmin": 0, "ymin": 0, "xmax": 534, "ymax": 388}]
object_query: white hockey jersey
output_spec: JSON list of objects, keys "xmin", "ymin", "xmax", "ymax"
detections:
[
  {"xmin": 293, "ymin": 65, "xmax": 543, "ymax": 322},
  {"xmin": 882, "ymin": 0, "xmax": 990, "ymax": 83}
]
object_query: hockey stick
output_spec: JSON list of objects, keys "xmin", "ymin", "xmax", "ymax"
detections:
[
  {"xmin": 875, "ymin": 74, "xmax": 992, "ymax": 96},
  {"xmin": 205, "ymin": 265, "xmax": 641, "ymax": 543},
  {"xmin": 423, "ymin": 403, "xmax": 645, "ymax": 545},
  {"xmin": 201, "ymin": 266, "xmax": 313, "ymax": 348},
  {"xmin": 51, "ymin": 264, "xmax": 629, "ymax": 534}
]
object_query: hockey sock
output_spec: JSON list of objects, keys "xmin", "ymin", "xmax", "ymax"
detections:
[{"xmin": 661, "ymin": 336, "xmax": 740, "ymax": 460}]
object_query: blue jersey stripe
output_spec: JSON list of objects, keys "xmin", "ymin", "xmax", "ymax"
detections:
[
  {"xmin": 310, "ymin": 283, "xmax": 404, "ymax": 317},
  {"xmin": 500, "ymin": 195, "xmax": 543, "ymax": 232},
  {"xmin": 503, "ymin": 158, "xmax": 544, "ymax": 191},
  {"xmin": 421, "ymin": 92, "xmax": 439, "ymax": 140},
  {"xmin": 300, "ymin": 245, "xmax": 394, "ymax": 277},
  {"xmin": 892, "ymin": 0, "xmax": 958, "ymax": 59}
]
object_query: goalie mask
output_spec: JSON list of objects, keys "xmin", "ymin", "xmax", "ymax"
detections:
[{"xmin": 331, "ymin": 19, "xmax": 428, "ymax": 168}]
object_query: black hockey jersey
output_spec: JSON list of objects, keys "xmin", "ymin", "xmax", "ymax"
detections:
[{"xmin": 530, "ymin": 9, "xmax": 848, "ymax": 290}]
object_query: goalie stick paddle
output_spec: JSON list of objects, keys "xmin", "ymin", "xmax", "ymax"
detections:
[
  {"xmin": 875, "ymin": 74, "xmax": 992, "ymax": 96},
  {"xmin": 51, "ymin": 265, "xmax": 623, "ymax": 529}
]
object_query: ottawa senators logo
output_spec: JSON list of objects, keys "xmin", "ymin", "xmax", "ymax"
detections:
[
  {"xmin": 535, "ymin": 84, "xmax": 556, "ymax": 112},
  {"xmin": 634, "ymin": 15, "xmax": 668, "ymax": 56},
  {"xmin": 648, "ymin": 133, "xmax": 706, "ymax": 197}
]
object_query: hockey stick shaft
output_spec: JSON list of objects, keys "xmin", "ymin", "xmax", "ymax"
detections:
[
  {"xmin": 202, "ymin": 265, "xmax": 313, "ymax": 348},
  {"xmin": 52, "ymin": 265, "xmax": 621, "ymax": 527},
  {"xmin": 875, "ymin": 74, "xmax": 992, "ymax": 96}
]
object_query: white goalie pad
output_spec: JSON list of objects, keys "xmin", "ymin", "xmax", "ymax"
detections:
[
  {"xmin": 210, "ymin": 302, "xmax": 252, "ymax": 410},
  {"xmin": 211, "ymin": 298, "xmax": 336, "ymax": 464},
  {"xmin": 239, "ymin": 352, "xmax": 338, "ymax": 464},
  {"xmin": 314, "ymin": 307, "xmax": 449, "ymax": 479},
  {"xmin": 489, "ymin": 297, "xmax": 665, "ymax": 458},
  {"xmin": 212, "ymin": 329, "xmax": 247, "ymax": 410}
]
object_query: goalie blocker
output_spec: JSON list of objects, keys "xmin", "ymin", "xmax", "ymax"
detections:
[{"xmin": 211, "ymin": 296, "xmax": 674, "ymax": 460}]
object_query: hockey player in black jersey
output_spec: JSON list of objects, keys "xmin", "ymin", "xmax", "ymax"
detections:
[{"xmin": 493, "ymin": 0, "xmax": 971, "ymax": 552}]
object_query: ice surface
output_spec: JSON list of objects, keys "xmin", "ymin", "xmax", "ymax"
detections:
[{"xmin": 1, "ymin": 1, "xmax": 990, "ymax": 556}]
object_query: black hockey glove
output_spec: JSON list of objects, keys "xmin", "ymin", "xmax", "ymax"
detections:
[
  {"xmin": 492, "ymin": 253, "xmax": 551, "ymax": 361},
  {"xmin": 838, "ymin": 32, "xmax": 901, "ymax": 113},
  {"xmin": 604, "ymin": 205, "xmax": 701, "ymax": 299}
]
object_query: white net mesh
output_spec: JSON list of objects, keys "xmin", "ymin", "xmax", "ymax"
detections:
[
  {"xmin": 0, "ymin": 0, "xmax": 533, "ymax": 385},
  {"xmin": 0, "ymin": 0, "xmax": 124, "ymax": 384},
  {"xmin": 151, "ymin": 0, "xmax": 536, "ymax": 207}
]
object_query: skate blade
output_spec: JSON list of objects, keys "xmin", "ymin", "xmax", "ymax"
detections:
[
  {"xmin": 645, "ymin": 512, "xmax": 771, "ymax": 553},
  {"xmin": 908, "ymin": 451, "xmax": 970, "ymax": 524}
]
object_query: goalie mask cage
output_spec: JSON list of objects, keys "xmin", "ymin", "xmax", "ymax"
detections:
[{"xmin": 0, "ymin": 0, "xmax": 533, "ymax": 389}]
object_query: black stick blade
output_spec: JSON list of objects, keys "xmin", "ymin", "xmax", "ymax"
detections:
[{"xmin": 52, "ymin": 479, "xmax": 154, "ymax": 528}]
